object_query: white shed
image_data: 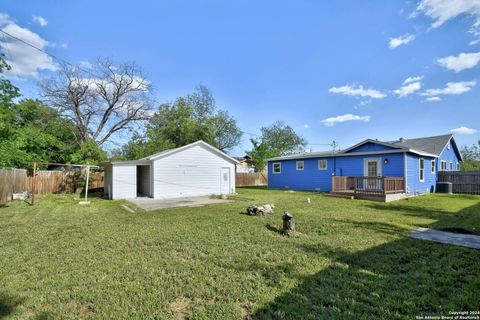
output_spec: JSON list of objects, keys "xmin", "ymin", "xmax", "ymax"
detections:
[{"xmin": 102, "ymin": 140, "xmax": 238, "ymax": 200}]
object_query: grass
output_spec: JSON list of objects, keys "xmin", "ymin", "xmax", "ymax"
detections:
[{"xmin": 0, "ymin": 188, "xmax": 479, "ymax": 319}]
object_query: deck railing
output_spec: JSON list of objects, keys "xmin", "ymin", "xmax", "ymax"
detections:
[{"xmin": 332, "ymin": 176, "xmax": 405, "ymax": 195}]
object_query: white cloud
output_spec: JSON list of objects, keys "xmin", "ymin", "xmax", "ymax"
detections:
[
  {"xmin": 389, "ymin": 33, "xmax": 415, "ymax": 49},
  {"xmin": 403, "ymin": 75, "xmax": 424, "ymax": 85},
  {"xmin": 470, "ymin": 38, "xmax": 480, "ymax": 45},
  {"xmin": 321, "ymin": 114, "xmax": 371, "ymax": 127},
  {"xmin": 49, "ymin": 42, "xmax": 67, "ymax": 49},
  {"xmin": 32, "ymin": 15, "xmax": 48, "ymax": 27},
  {"xmin": 303, "ymin": 124, "xmax": 310, "ymax": 129},
  {"xmin": 437, "ymin": 52, "xmax": 480, "ymax": 72},
  {"xmin": 0, "ymin": 13, "xmax": 13, "ymax": 26},
  {"xmin": 394, "ymin": 81, "xmax": 422, "ymax": 97},
  {"xmin": 328, "ymin": 84, "xmax": 387, "ymax": 99},
  {"xmin": 421, "ymin": 81, "xmax": 476, "ymax": 96},
  {"xmin": 450, "ymin": 126, "xmax": 478, "ymax": 134},
  {"xmin": 416, "ymin": 0, "xmax": 480, "ymax": 35},
  {"xmin": 79, "ymin": 60, "xmax": 93, "ymax": 69},
  {"xmin": 426, "ymin": 96, "xmax": 442, "ymax": 101},
  {"xmin": 0, "ymin": 13, "xmax": 57, "ymax": 78}
]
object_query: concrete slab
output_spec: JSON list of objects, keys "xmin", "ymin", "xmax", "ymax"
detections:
[
  {"xmin": 408, "ymin": 227, "xmax": 480, "ymax": 250},
  {"xmin": 127, "ymin": 196, "xmax": 232, "ymax": 211}
]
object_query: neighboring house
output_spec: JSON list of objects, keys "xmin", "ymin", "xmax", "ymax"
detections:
[
  {"xmin": 267, "ymin": 134, "xmax": 462, "ymax": 200},
  {"xmin": 102, "ymin": 141, "xmax": 239, "ymax": 200},
  {"xmin": 235, "ymin": 155, "xmax": 257, "ymax": 173}
]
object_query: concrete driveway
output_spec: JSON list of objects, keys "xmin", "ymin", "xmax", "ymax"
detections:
[{"xmin": 127, "ymin": 196, "xmax": 232, "ymax": 211}]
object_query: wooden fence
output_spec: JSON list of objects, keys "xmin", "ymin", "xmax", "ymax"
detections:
[
  {"xmin": 0, "ymin": 169, "xmax": 104, "ymax": 203},
  {"xmin": 0, "ymin": 168, "xmax": 28, "ymax": 203},
  {"xmin": 438, "ymin": 171, "xmax": 480, "ymax": 194},
  {"xmin": 236, "ymin": 172, "xmax": 267, "ymax": 187}
]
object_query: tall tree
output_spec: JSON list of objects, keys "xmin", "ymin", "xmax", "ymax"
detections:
[
  {"xmin": 260, "ymin": 121, "xmax": 307, "ymax": 155},
  {"xmin": 247, "ymin": 121, "xmax": 307, "ymax": 171},
  {"xmin": 40, "ymin": 57, "xmax": 153, "ymax": 146},
  {"xmin": 0, "ymin": 99, "xmax": 83, "ymax": 168},
  {"xmin": 119, "ymin": 85, "xmax": 241, "ymax": 159},
  {"xmin": 461, "ymin": 141, "xmax": 480, "ymax": 171}
]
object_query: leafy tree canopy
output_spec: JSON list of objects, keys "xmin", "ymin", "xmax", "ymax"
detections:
[
  {"xmin": 461, "ymin": 141, "xmax": 480, "ymax": 171},
  {"xmin": 247, "ymin": 121, "xmax": 307, "ymax": 171},
  {"xmin": 119, "ymin": 85, "xmax": 242, "ymax": 160}
]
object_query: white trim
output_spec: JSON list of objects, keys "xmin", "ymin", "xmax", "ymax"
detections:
[
  {"xmin": 431, "ymin": 159, "xmax": 435, "ymax": 174},
  {"xmin": 440, "ymin": 160, "xmax": 447, "ymax": 171},
  {"xmin": 146, "ymin": 140, "xmax": 239, "ymax": 164},
  {"xmin": 363, "ymin": 158, "xmax": 382, "ymax": 177},
  {"xmin": 318, "ymin": 159, "xmax": 328, "ymax": 170},
  {"xmin": 272, "ymin": 162, "xmax": 281, "ymax": 174},
  {"xmin": 267, "ymin": 148, "xmax": 436, "ymax": 162},
  {"xmin": 419, "ymin": 158, "xmax": 425, "ymax": 182},
  {"xmin": 341, "ymin": 139, "xmax": 401, "ymax": 153},
  {"xmin": 296, "ymin": 161, "xmax": 304, "ymax": 171}
]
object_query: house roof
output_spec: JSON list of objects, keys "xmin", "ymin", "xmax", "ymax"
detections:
[
  {"xmin": 103, "ymin": 140, "xmax": 239, "ymax": 166},
  {"xmin": 386, "ymin": 134, "xmax": 454, "ymax": 157},
  {"xmin": 267, "ymin": 134, "xmax": 460, "ymax": 161}
]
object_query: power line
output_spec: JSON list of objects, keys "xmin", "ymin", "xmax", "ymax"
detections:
[
  {"xmin": 0, "ymin": 29, "xmax": 94, "ymax": 76},
  {"xmin": 1, "ymin": 29, "xmax": 341, "ymax": 152}
]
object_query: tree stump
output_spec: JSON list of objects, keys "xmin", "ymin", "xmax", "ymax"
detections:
[{"xmin": 282, "ymin": 211, "xmax": 295, "ymax": 234}]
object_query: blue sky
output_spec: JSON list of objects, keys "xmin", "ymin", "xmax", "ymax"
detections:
[{"xmin": 1, "ymin": 0, "xmax": 479, "ymax": 156}]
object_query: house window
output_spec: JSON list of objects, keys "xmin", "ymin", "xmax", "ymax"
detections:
[
  {"xmin": 272, "ymin": 162, "xmax": 281, "ymax": 174},
  {"xmin": 447, "ymin": 142, "xmax": 451, "ymax": 149},
  {"xmin": 440, "ymin": 161, "xmax": 447, "ymax": 171},
  {"xmin": 449, "ymin": 162, "xmax": 453, "ymax": 171},
  {"xmin": 296, "ymin": 161, "xmax": 304, "ymax": 171},
  {"xmin": 419, "ymin": 158, "xmax": 425, "ymax": 182},
  {"xmin": 456, "ymin": 162, "xmax": 460, "ymax": 171},
  {"xmin": 318, "ymin": 159, "xmax": 327, "ymax": 170},
  {"xmin": 431, "ymin": 160, "xmax": 435, "ymax": 174}
]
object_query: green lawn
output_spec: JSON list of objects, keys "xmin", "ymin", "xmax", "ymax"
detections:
[{"xmin": 0, "ymin": 188, "xmax": 479, "ymax": 319}]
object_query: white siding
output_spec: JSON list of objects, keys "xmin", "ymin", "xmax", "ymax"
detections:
[
  {"xmin": 112, "ymin": 164, "xmax": 137, "ymax": 199},
  {"xmin": 152, "ymin": 144, "xmax": 235, "ymax": 199}
]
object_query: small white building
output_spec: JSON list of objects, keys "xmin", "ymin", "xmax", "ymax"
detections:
[{"xmin": 102, "ymin": 141, "xmax": 238, "ymax": 200}]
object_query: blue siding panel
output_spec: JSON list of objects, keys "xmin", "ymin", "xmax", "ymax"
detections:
[
  {"xmin": 406, "ymin": 154, "xmax": 436, "ymax": 195},
  {"xmin": 437, "ymin": 143, "xmax": 461, "ymax": 172},
  {"xmin": 268, "ymin": 158, "xmax": 334, "ymax": 192},
  {"xmin": 335, "ymin": 153, "xmax": 404, "ymax": 177},
  {"xmin": 268, "ymin": 153, "xmax": 405, "ymax": 192},
  {"xmin": 346, "ymin": 142, "xmax": 397, "ymax": 153}
]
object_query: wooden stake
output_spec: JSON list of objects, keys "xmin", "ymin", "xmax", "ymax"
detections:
[
  {"xmin": 84, "ymin": 165, "xmax": 90, "ymax": 202},
  {"xmin": 32, "ymin": 162, "xmax": 36, "ymax": 205}
]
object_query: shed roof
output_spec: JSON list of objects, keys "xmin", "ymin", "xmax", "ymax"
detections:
[{"xmin": 102, "ymin": 140, "xmax": 239, "ymax": 166}]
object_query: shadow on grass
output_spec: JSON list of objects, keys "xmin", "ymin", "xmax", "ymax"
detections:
[
  {"xmin": 252, "ymin": 203, "xmax": 480, "ymax": 319},
  {"xmin": 237, "ymin": 186, "xmax": 269, "ymax": 191},
  {"xmin": 266, "ymin": 224, "xmax": 285, "ymax": 236},
  {"xmin": 0, "ymin": 292, "xmax": 23, "ymax": 318}
]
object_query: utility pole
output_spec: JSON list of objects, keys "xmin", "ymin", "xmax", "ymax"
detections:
[{"xmin": 331, "ymin": 140, "xmax": 338, "ymax": 153}]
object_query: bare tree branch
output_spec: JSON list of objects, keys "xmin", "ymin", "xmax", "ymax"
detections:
[{"xmin": 40, "ymin": 58, "xmax": 153, "ymax": 147}]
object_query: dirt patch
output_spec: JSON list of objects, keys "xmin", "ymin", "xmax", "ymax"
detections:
[{"xmin": 168, "ymin": 297, "xmax": 193, "ymax": 320}]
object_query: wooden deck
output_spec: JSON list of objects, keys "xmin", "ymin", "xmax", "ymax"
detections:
[{"xmin": 331, "ymin": 176, "xmax": 406, "ymax": 202}]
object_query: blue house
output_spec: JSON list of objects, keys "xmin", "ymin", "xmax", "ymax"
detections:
[{"xmin": 267, "ymin": 134, "xmax": 463, "ymax": 201}]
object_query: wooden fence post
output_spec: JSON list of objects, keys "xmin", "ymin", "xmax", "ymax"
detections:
[{"xmin": 31, "ymin": 162, "xmax": 36, "ymax": 205}]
